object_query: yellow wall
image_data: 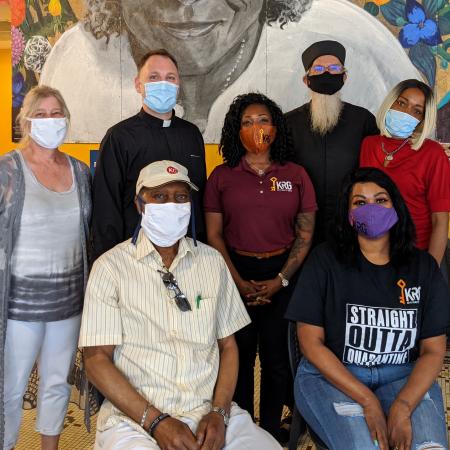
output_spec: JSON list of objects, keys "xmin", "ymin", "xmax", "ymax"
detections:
[{"xmin": 0, "ymin": 49, "xmax": 222, "ymax": 175}]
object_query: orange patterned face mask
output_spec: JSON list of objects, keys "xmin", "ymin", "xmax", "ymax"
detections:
[{"xmin": 239, "ymin": 124, "xmax": 277, "ymax": 154}]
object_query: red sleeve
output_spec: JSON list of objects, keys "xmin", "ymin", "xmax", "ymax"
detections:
[
  {"xmin": 298, "ymin": 166, "xmax": 318, "ymax": 213},
  {"xmin": 360, "ymin": 135, "xmax": 378, "ymax": 167},
  {"xmin": 425, "ymin": 141, "xmax": 450, "ymax": 213},
  {"xmin": 204, "ymin": 166, "xmax": 223, "ymax": 213}
]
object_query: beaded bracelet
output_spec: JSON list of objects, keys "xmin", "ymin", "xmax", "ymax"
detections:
[
  {"xmin": 149, "ymin": 413, "xmax": 171, "ymax": 437},
  {"xmin": 140, "ymin": 403, "xmax": 151, "ymax": 429}
]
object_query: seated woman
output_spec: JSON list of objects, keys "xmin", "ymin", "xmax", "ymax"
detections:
[
  {"xmin": 360, "ymin": 79, "xmax": 450, "ymax": 267},
  {"xmin": 0, "ymin": 86, "xmax": 92, "ymax": 450},
  {"xmin": 285, "ymin": 168, "xmax": 450, "ymax": 450},
  {"xmin": 204, "ymin": 92, "xmax": 317, "ymax": 441}
]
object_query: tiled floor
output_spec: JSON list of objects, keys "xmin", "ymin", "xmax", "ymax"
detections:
[{"xmin": 15, "ymin": 352, "xmax": 450, "ymax": 450}]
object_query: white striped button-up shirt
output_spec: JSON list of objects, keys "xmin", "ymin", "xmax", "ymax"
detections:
[{"xmin": 79, "ymin": 231, "xmax": 251, "ymax": 434}]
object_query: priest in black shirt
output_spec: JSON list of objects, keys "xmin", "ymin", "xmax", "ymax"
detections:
[
  {"xmin": 91, "ymin": 49, "xmax": 206, "ymax": 260},
  {"xmin": 285, "ymin": 40, "xmax": 378, "ymax": 247}
]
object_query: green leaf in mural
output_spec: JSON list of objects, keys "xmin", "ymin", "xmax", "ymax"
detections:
[
  {"xmin": 364, "ymin": 2, "xmax": 380, "ymax": 15},
  {"xmin": 423, "ymin": 0, "xmax": 446, "ymax": 17},
  {"xmin": 396, "ymin": 17, "xmax": 408, "ymax": 26},
  {"xmin": 438, "ymin": 8, "xmax": 450, "ymax": 35},
  {"xmin": 409, "ymin": 42, "xmax": 436, "ymax": 86},
  {"xmin": 437, "ymin": 38, "xmax": 450, "ymax": 62},
  {"xmin": 380, "ymin": 0, "xmax": 407, "ymax": 26}
]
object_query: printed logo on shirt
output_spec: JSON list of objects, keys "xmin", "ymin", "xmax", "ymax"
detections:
[
  {"xmin": 397, "ymin": 279, "xmax": 421, "ymax": 305},
  {"xmin": 270, "ymin": 177, "xmax": 292, "ymax": 192},
  {"xmin": 343, "ymin": 304, "xmax": 417, "ymax": 366},
  {"xmin": 167, "ymin": 166, "xmax": 178, "ymax": 174}
]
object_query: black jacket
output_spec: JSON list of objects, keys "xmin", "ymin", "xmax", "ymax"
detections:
[
  {"xmin": 91, "ymin": 109, "xmax": 206, "ymax": 260},
  {"xmin": 285, "ymin": 102, "xmax": 378, "ymax": 246}
]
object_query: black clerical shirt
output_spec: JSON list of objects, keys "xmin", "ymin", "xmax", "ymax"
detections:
[
  {"xmin": 91, "ymin": 109, "xmax": 207, "ymax": 261},
  {"xmin": 285, "ymin": 102, "xmax": 378, "ymax": 246}
]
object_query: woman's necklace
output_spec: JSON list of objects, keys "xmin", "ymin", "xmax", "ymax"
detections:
[
  {"xmin": 245, "ymin": 157, "xmax": 270, "ymax": 176},
  {"xmin": 381, "ymin": 138, "xmax": 409, "ymax": 167},
  {"xmin": 222, "ymin": 39, "xmax": 246, "ymax": 92}
]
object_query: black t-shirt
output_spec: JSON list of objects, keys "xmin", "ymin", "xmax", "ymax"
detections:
[{"xmin": 285, "ymin": 243, "xmax": 450, "ymax": 367}]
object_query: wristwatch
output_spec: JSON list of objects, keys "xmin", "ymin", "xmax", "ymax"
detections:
[
  {"xmin": 278, "ymin": 272, "xmax": 289, "ymax": 288},
  {"xmin": 210, "ymin": 406, "xmax": 230, "ymax": 426}
]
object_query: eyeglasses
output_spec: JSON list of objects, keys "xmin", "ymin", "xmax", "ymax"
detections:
[
  {"xmin": 158, "ymin": 270, "xmax": 191, "ymax": 312},
  {"xmin": 309, "ymin": 64, "xmax": 345, "ymax": 75}
]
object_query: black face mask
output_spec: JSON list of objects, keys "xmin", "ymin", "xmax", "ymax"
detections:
[{"xmin": 307, "ymin": 72, "xmax": 345, "ymax": 95}]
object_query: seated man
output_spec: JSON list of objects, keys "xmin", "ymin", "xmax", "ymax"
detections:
[{"xmin": 79, "ymin": 160, "xmax": 281, "ymax": 450}]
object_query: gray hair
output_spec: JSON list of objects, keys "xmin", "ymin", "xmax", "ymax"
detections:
[
  {"xmin": 83, "ymin": 0, "xmax": 313, "ymax": 40},
  {"xmin": 376, "ymin": 79, "xmax": 436, "ymax": 150}
]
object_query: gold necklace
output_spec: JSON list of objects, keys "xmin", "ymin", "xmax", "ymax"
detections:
[{"xmin": 245, "ymin": 157, "xmax": 270, "ymax": 176}]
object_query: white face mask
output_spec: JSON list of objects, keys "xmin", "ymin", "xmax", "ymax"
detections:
[
  {"xmin": 28, "ymin": 117, "xmax": 67, "ymax": 149},
  {"xmin": 141, "ymin": 202, "xmax": 191, "ymax": 247}
]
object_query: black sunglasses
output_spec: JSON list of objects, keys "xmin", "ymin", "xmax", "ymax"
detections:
[{"xmin": 158, "ymin": 270, "xmax": 191, "ymax": 312}]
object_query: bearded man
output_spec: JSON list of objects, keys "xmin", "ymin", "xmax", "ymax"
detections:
[{"xmin": 285, "ymin": 40, "xmax": 379, "ymax": 247}]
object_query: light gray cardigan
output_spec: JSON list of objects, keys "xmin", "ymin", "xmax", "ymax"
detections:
[{"xmin": 0, "ymin": 150, "xmax": 93, "ymax": 444}]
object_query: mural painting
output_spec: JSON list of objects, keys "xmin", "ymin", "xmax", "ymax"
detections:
[{"xmin": 11, "ymin": 0, "xmax": 450, "ymax": 143}]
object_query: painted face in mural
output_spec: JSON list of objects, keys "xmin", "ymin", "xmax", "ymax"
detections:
[{"xmin": 121, "ymin": 0, "xmax": 264, "ymax": 75}]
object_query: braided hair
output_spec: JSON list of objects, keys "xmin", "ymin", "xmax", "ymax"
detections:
[{"xmin": 219, "ymin": 93, "xmax": 294, "ymax": 168}]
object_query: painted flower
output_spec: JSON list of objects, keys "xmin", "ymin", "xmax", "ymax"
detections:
[
  {"xmin": 12, "ymin": 72, "xmax": 25, "ymax": 108},
  {"xmin": 399, "ymin": 0, "xmax": 441, "ymax": 48},
  {"xmin": 11, "ymin": 0, "xmax": 26, "ymax": 27},
  {"xmin": 11, "ymin": 27, "xmax": 25, "ymax": 66},
  {"xmin": 24, "ymin": 36, "xmax": 52, "ymax": 73},
  {"xmin": 48, "ymin": 0, "xmax": 62, "ymax": 17}
]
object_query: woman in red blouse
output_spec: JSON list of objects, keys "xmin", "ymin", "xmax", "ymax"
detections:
[
  {"xmin": 360, "ymin": 79, "xmax": 449, "ymax": 265},
  {"xmin": 204, "ymin": 93, "xmax": 317, "ymax": 442}
]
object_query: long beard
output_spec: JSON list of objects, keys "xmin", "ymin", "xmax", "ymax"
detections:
[{"xmin": 310, "ymin": 91, "xmax": 343, "ymax": 135}]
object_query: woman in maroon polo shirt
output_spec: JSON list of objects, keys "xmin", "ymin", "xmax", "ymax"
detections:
[{"xmin": 204, "ymin": 92, "xmax": 317, "ymax": 442}]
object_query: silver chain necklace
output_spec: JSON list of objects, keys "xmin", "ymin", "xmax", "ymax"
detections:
[
  {"xmin": 381, "ymin": 138, "xmax": 409, "ymax": 167},
  {"xmin": 245, "ymin": 157, "xmax": 270, "ymax": 176}
]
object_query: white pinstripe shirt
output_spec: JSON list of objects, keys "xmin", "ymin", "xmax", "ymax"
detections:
[{"xmin": 79, "ymin": 231, "xmax": 251, "ymax": 434}]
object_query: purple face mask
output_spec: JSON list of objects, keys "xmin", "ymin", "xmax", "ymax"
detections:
[{"xmin": 349, "ymin": 203, "xmax": 398, "ymax": 239}]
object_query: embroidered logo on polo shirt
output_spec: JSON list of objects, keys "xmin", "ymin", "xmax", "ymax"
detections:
[
  {"xmin": 167, "ymin": 166, "xmax": 178, "ymax": 174},
  {"xmin": 270, "ymin": 177, "xmax": 292, "ymax": 192},
  {"xmin": 397, "ymin": 279, "xmax": 421, "ymax": 305}
]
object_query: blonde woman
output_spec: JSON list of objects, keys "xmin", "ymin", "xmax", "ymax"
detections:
[
  {"xmin": 0, "ymin": 86, "xmax": 91, "ymax": 449},
  {"xmin": 360, "ymin": 79, "xmax": 450, "ymax": 266}
]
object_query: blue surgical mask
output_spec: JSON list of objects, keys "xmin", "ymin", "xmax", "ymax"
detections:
[
  {"xmin": 143, "ymin": 81, "xmax": 178, "ymax": 114},
  {"xmin": 385, "ymin": 109, "xmax": 420, "ymax": 138}
]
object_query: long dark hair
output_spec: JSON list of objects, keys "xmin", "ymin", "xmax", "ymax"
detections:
[
  {"xmin": 330, "ymin": 167, "xmax": 416, "ymax": 268},
  {"xmin": 219, "ymin": 92, "xmax": 293, "ymax": 167}
]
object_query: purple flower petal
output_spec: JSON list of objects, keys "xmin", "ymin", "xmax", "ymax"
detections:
[
  {"xmin": 13, "ymin": 94, "xmax": 24, "ymax": 109},
  {"xmin": 405, "ymin": 0, "xmax": 426, "ymax": 24},
  {"xmin": 12, "ymin": 72, "xmax": 24, "ymax": 95},
  {"xmin": 420, "ymin": 19, "xmax": 442, "ymax": 46},
  {"xmin": 399, "ymin": 23, "xmax": 421, "ymax": 48}
]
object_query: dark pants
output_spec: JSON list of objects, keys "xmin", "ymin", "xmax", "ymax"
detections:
[{"xmin": 230, "ymin": 251, "xmax": 297, "ymax": 439}]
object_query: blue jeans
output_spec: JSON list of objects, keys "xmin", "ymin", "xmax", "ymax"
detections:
[{"xmin": 294, "ymin": 359, "xmax": 448, "ymax": 450}]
